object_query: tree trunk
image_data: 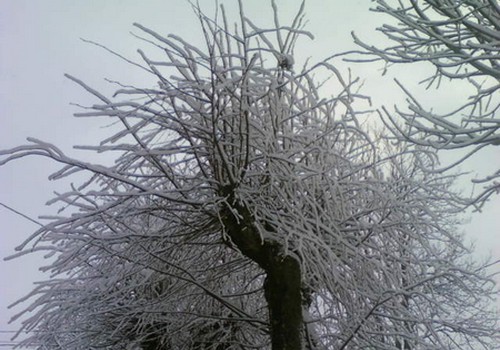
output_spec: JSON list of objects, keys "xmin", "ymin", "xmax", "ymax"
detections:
[
  {"xmin": 264, "ymin": 256, "xmax": 303, "ymax": 350},
  {"xmin": 220, "ymin": 192, "xmax": 303, "ymax": 350}
]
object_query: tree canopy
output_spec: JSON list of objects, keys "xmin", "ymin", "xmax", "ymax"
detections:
[
  {"xmin": 1, "ymin": 1, "xmax": 498, "ymax": 349},
  {"xmin": 353, "ymin": 0, "xmax": 500, "ymax": 209}
]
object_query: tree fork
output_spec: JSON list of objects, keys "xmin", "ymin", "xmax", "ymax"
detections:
[{"xmin": 220, "ymin": 189, "xmax": 303, "ymax": 350}]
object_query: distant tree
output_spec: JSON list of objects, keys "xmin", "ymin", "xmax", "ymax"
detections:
[
  {"xmin": 1, "ymin": 1, "xmax": 498, "ymax": 349},
  {"xmin": 353, "ymin": 0, "xmax": 500, "ymax": 209}
]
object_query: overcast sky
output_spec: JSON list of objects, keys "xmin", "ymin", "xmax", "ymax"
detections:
[{"xmin": 1, "ymin": 0, "xmax": 499, "ymax": 345}]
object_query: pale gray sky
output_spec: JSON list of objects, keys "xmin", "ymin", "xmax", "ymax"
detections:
[{"xmin": 1, "ymin": 0, "xmax": 498, "ymax": 346}]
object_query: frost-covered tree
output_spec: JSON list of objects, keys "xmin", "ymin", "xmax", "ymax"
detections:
[
  {"xmin": 353, "ymin": 0, "xmax": 500, "ymax": 208},
  {"xmin": 1, "ymin": 1, "xmax": 498, "ymax": 349}
]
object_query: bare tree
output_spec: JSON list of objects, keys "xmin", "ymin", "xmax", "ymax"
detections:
[
  {"xmin": 353, "ymin": 0, "xmax": 500, "ymax": 209},
  {"xmin": 1, "ymin": 1, "xmax": 498, "ymax": 349}
]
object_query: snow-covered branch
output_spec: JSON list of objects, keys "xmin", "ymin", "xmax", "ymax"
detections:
[
  {"xmin": 1, "ymin": 1, "xmax": 498, "ymax": 349},
  {"xmin": 354, "ymin": 0, "xmax": 500, "ymax": 209}
]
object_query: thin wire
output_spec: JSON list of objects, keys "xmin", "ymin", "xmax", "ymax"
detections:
[{"xmin": 0, "ymin": 202, "xmax": 42, "ymax": 227}]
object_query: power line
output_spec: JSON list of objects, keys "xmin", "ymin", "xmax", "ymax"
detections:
[{"xmin": 0, "ymin": 202, "xmax": 42, "ymax": 227}]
